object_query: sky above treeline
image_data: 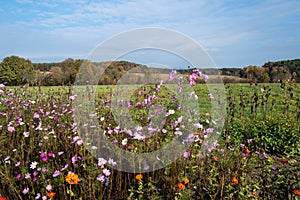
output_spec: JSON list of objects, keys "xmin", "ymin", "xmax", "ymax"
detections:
[{"xmin": 1, "ymin": 0, "xmax": 300, "ymax": 69}]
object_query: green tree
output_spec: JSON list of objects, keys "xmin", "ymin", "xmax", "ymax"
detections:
[{"xmin": 0, "ymin": 55, "xmax": 34, "ymax": 85}]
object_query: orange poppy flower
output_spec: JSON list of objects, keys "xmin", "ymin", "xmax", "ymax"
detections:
[
  {"xmin": 65, "ymin": 172, "xmax": 80, "ymax": 184},
  {"xmin": 47, "ymin": 192, "xmax": 56, "ymax": 198},
  {"xmin": 135, "ymin": 174, "xmax": 143, "ymax": 181},
  {"xmin": 177, "ymin": 182, "xmax": 185, "ymax": 190},
  {"xmin": 231, "ymin": 177, "xmax": 238, "ymax": 185}
]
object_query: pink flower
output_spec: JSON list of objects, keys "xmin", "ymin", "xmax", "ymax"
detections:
[
  {"xmin": 208, "ymin": 94, "xmax": 214, "ymax": 99},
  {"xmin": 7, "ymin": 126, "xmax": 15, "ymax": 132},
  {"xmin": 69, "ymin": 95, "xmax": 76, "ymax": 100},
  {"xmin": 16, "ymin": 174, "xmax": 22, "ymax": 179},
  {"xmin": 22, "ymin": 187, "xmax": 29, "ymax": 194},
  {"xmin": 33, "ymin": 113, "xmax": 40, "ymax": 119},
  {"xmin": 25, "ymin": 173, "xmax": 31, "ymax": 179},
  {"xmin": 42, "ymin": 157, "xmax": 48, "ymax": 162},
  {"xmin": 184, "ymin": 152, "xmax": 191, "ymax": 159},
  {"xmin": 47, "ymin": 152, "xmax": 54, "ymax": 157},
  {"xmin": 15, "ymin": 161, "xmax": 21, "ymax": 167},
  {"xmin": 103, "ymin": 168, "xmax": 111, "ymax": 176},
  {"xmin": 46, "ymin": 184, "xmax": 52, "ymax": 191}
]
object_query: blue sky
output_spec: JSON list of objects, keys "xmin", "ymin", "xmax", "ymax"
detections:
[{"xmin": 0, "ymin": 0, "xmax": 300, "ymax": 68}]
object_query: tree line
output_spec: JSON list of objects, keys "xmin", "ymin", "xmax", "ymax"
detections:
[{"xmin": 0, "ymin": 55, "xmax": 299, "ymax": 86}]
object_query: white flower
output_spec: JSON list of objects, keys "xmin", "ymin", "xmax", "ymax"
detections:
[
  {"xmin": 121, "ymin": 138, "xmax": 128, "ymax": 146},
  {"xmin": 30, "ymin": 161, "xmax": 38, "ymax": 169}
]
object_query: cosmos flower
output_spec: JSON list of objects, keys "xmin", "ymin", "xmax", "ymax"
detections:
[
  {"xmin": 65, "ymin": 172, "xmax": 80, "ymax": 184},
  {"xmin": 135, "ymin": 174, "xmax": 143, "ymax": 181},
  {"xmin": 177, "ymin": 183, "xmax": 185, "ymax": 190}
]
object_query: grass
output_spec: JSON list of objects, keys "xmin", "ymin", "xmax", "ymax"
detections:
[{"xmin": 0, "ymin": 80, "xmax": 300, "ymax": 200}]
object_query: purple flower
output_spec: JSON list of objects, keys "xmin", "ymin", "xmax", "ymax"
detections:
[
  {"xmin": 169, "ymin": 70, "xmax": 177, "ymax": 82},
  {"xmin": 53, "ymin": 115, "xmax": 59, "ymax": 121},
  {"xmin": 16, "ymin": 174, "xmax": 22, "ymax": 179},
  {"xmin": 53, "ymin": 170, "xmax": 61, "ymax": 178},
  {"xmin": 32, "ymin": 177, "xmax": 37, "ymax": 182},
  {"xmin": 97, "ymin": 174, "xmax": 106, "ymax": 182},
  {"xmin": 72, "ymin": 155, "xmax": 78, "ymax": 164}
]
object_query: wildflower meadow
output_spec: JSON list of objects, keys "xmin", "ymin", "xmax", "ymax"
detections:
[{"xmin": 0, "ymin": 69, "xmax": 300, "ymax": 200}]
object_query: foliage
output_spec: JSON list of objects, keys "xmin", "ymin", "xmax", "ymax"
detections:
[
  {"xmin": 0, "ymin": 56, "xmax": 34, "ymax": 85},
  {"xmin": 0, "ymin": 70, "xmax": 300, "ymax": 199}
]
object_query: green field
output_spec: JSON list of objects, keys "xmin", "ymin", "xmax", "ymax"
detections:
[{"xmin": 0, "ymin": 83, "xmax": 299, "ymax": 199}]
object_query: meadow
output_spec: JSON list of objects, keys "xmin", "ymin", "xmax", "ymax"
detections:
[{"xmin": 0, "ymin": 71, "xmax": 299, "ymax": 200}]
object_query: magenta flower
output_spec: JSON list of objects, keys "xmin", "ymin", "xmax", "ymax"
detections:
[
  {"xmin": 16, "ymin": 174, "xmax": 22, "ymax": 179},
  {"xmin": 47, "ymin": 152, "xmax": 54, "ymax": 157}
]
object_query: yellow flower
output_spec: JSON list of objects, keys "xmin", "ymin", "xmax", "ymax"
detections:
[
  {"xmin": 65, "ymin": 172, "xmax": 80, "ymax": 185},
  {"xmin": 184, "ymin": 178, "xmax": 189, "ymax": 184},
  {"xmin": 135, "ymin": 174, "xmax": 143, "ymax": 181}
]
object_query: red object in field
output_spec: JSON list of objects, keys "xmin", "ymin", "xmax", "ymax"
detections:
[
  {"xmin": 280, "ymin": 159, "xmax": 288, "ymax": 163},
  {"xmin": 0, "ymin": 197, "xmax": 7, "ymax": 200}
]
